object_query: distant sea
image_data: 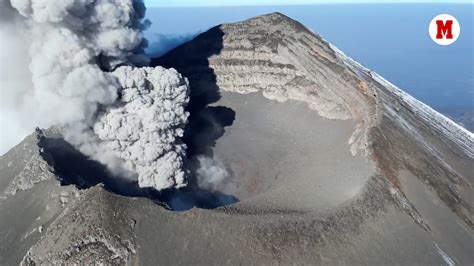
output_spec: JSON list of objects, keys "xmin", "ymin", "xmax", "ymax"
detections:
[{"xmin": 145, "ymin": 4, "xmax": 473, "ymax": 124}]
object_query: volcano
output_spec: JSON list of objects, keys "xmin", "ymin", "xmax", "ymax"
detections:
[{"xmin": 1, "ymin": 13, "xmax": 473, "ymax": 265}]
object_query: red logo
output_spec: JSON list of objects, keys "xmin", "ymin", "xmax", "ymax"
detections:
[{"xmin": 436, "ymin": 20, "xmax": 453, "ymax": 39}]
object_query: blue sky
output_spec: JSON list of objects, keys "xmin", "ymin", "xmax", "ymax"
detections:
[{"xmin": 145, "ymin": 0, "xmax": 472, "ymax": 7}]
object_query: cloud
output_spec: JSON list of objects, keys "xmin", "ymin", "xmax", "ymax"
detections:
[
  {"xmin": 196, "ymin": 155, "xmax": 229, "ymax": 190},
  {"xmin": 0, "ymin": 1, "xmax": 34, "ymax": 154},
  {"xmin": 91, "ymin": 66, "xmax": 190, "ymax": 189},
  {"xmin": 1, "ymin": 0, "xmax": 149, "ymax": 155}
]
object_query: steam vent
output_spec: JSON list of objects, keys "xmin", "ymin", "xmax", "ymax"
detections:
[{"xmin": 1, "ymin": 13, "xmax": 473, "ymax": 265}]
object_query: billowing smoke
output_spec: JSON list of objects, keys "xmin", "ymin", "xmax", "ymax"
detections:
[
  {"xmin": 0, "ymin": 0, "xmax": 148, "ymax": 152},
  {"xmin": 196, "ymin": 155, "xmax": 229, "ymax": 190},
  {"xmin": 0, "ymin": 0, "xmax": 193, "ymax": 190},
  {"xmin": 93, "ymin": 66, "xmax": 189, "ymax": 189}
]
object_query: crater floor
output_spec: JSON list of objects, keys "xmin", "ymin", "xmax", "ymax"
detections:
[{"xmin": 210, "ymin": 91, "xmax": 374, "ymax": 211}]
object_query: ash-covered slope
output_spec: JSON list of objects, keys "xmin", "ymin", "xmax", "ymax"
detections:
[{"xmin": 1, "ymin": 13, "xmax": 473, "ymax": 265}]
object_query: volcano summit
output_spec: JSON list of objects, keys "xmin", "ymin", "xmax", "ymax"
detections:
[{"xmin": 0, "ymin": 12, "xmax": 473, "ymax": 265}]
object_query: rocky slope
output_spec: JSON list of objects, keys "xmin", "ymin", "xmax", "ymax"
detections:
[{"xmin": 1, "ymin": 13, "xmax": 473, "ymax": 265}]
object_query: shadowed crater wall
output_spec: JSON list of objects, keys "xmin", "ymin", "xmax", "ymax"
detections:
[
  {"xmin": 152, "ymin": 26, "xmax": 239, "ymax": 200},
  {"xmin": 37, "ymin": 128, "xmax": 237, "ymax": 211}
]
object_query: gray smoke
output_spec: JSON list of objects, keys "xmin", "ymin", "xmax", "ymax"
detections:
[
  {"xmin": 93, "ymin": 66, "xmax": 190, "ymax": 189},
  {"xmin": 0, "ymin": 0, "xmax": 193, "ymax": 190},
  {"xmin": 196, "ymin": 155, "xmax": 229, "ymax": 191},
  {"xmin": 0, "ymin": 0, "xmax": 147, "ymax": 149},
  {"xmin": 0, "ymin": 1, "xmax": 35, "ymax": 154}
]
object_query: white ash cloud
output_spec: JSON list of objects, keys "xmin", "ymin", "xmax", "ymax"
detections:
[
  {"xmin": 1, "ymin": 0, "xmax": 149, "ymax": 153},
  {"xmin": 0, "ymin": 0, "xmax": 194, "ymax": 191},
  {"xmin": 0, "ymin": 1, "xmax": 34, "ymax": 154},
  {"xmin": 93, "ymin": 66, "xmax": 190, "ymax": 189},
  {"xmin": 196, "ymin": 156, "xmax": 229, "ymax": 191}
]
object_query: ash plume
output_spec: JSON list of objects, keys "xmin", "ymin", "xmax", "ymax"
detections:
[
  {"xmin": 0, "ymin": 0, "xmax": 192, "ymax": 190},
  {"xmin": 94, "ymin": 66, "xmax": 190, "ymax": 189},
  {"xmin": 196, "ymin": 155, "xmax": 229, "ymax": 191}
]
